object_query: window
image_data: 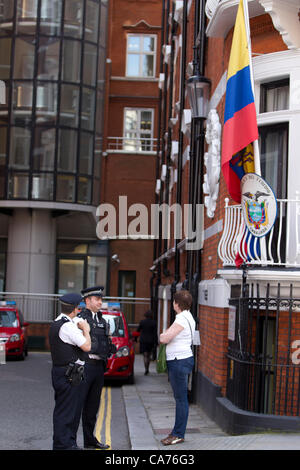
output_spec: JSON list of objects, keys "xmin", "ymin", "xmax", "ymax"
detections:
[
  {"xmin": 259, "ymin": 123, "xmax": 288, "ymax": 199},
  {"xmin": 260, "ymin": 79, "xmax": 289, "ymax": 113},
  {"xmin": 123, "ymin": 108, "xmax": 154, "ymax": 152},
  {"xmin": 126, "ymin": 34, "xmax": 156, "ymax": 78}
]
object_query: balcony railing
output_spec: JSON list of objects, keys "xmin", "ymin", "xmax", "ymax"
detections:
[
  {"xmin": 218, "ymin": 196, "xmax": 300, "ymax": 268},
  {"xmin": 106, "ymin": 137, "xmax": 158, "ymax": 154}
]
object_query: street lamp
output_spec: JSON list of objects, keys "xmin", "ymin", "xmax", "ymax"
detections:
[{"xmin": 186, "ymin": 75, "xmax": 211, "ymax": 119}]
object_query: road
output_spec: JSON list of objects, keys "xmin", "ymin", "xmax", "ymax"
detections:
[{"xmin": 0, "ymin": 352, "xmax": 131, "ymax": 450}]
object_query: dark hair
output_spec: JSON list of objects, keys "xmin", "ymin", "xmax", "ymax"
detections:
[
  {"xmin": 61, "ymin": 304, "xmax": 76, "ymax": 315},
  {"xmin": 173, "ymin": 290, "xmax": 192, "ymax": 311},
  {"xmin": 144, "ymin": 310, "xmax": 153, "ymax": 319}
]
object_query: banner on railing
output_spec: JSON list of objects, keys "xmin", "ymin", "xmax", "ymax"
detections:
[{"xmin": 241, "ymin": 173, "xmax": 277, "ymax": 237}]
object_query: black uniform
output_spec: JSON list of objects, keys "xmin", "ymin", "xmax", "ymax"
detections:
[
  {"xmin": 74, "ymin": 308, "xmax": 114, "ymax": 447},
  {"xmin": 49, "ymin": 317, "xmax": 85, "ymax": 450}
]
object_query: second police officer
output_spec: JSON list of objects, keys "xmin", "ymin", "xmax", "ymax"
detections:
[{"xmin": 74, "ymin": 285, "xmax": 116, "ymax": 450}]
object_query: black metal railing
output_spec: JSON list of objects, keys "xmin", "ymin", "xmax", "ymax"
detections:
[{"xmin": 227, "ymin": 283, "xmax": 300, "ymax": 416}]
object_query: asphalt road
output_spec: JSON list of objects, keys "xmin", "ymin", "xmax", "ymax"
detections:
[{"xmin": 0, "ymin": 352, "xmax": 131, "ymax": 451}]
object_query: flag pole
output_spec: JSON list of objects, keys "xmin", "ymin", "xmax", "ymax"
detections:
[
  {"xmin": 242, "ymin": 0, "xmax": 261, "ymax": 177},
  {"xmin": 242, "ymin": 0, "xmax": 267, "ymax": 266}
]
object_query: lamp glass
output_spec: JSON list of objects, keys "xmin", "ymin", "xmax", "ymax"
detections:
[{"xmin": 187, "ymin": 76, "xmax": 210, "ymax": 119}]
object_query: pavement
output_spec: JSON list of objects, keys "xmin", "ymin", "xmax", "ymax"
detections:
[{"xmin": 122, "ymin": 354, "xmax": 300, "ymax": 450}]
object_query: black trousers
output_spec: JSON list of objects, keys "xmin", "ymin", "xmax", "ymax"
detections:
[
  {"xmin": 51, "ymin": 366, "xmax": 83, "ymax": 450},
  {"xmin": 74, "ymin": 360, "xmax": 105, "ymax": 446}
]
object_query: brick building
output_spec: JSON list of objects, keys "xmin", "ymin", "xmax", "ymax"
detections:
[
  {"xmin": 151, "ymin": 0, "xmax": 300, "ymax": 434},
  {"xmin": 101, "ymin": 0, "xmax": 162, "ymax": 323}
]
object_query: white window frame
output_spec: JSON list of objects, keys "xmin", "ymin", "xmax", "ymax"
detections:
[
  {"xmin": 126, "ymin": 33, "xmax": 157, "ymax": 79},
  {"xmin": 123, "ymin": 107, "xmax": 154, "ymax": 152}
]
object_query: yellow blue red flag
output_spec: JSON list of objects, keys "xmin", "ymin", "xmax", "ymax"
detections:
[{"xmin": 221, "ymin": 0, "xmax": 258, "ymax": 203}]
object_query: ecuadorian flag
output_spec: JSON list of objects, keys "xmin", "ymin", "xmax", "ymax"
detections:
[{"xmin": 221, "ymin": 0, "xmax": 258, "ymax": 203}]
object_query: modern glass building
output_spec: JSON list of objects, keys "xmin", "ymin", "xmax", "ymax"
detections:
[{"xmin": 0, "ymin": 0, "xmax": 109, "ymax": 296}]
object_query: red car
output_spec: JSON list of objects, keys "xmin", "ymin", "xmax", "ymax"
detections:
[
  {"xmin": 0, "ymin": 301, "xmax": 29, "ymax": 360},
  {"xmin": 101, "ymin": 302, "xmax": 135, "ymax": 384}
]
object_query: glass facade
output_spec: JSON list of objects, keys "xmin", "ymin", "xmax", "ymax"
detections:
[{"xmin": 0, "ymin": 0, "xmax": 107, "ymax": 205}]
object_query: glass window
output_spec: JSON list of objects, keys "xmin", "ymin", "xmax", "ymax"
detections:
[
  {"xmin": 85, "ymin": 0, "xmax": 99, "ymax": 43},
  {"xmin": 126, "ymin": 34, "xmax": 156, "ymax": 78},
  {"xmin": 83, "ymin": 43, "xmax": 97, "ymax": 86},
  {"xmin": 57, "ymin": 241, "xmax": 88, "ymax": 253},
  {"xmin": 16, "ymin": 0, "xmax": 38, "ymax": 33},
  {"xmin": 77, "ymin": 176, "xmax": 91, "ymax": 204},
  {"xmin": 0, "ymin": 127, "xmax": 7, "ymax": 164},
  {"xmin": 33, "ymin": 128, "xmax": 55, "ymax": 170},
  {"xmin": 40, "ymin": 0, "xmax": 62, "ymax": 35},
  {"xmin": 0, "ymin": 1, "xmax": 14, "ymax": 22},
  {"xmin": 37, "ymin": 38, "xmax": 60, "ymax": 81},
  {"xmin": 259, "ymin": 123, "xmax": 288, "ymax": 199},
  {"xmin": 95, "ymin": 90, "xmax": 103, "ymax": 135},
  {"xmin": 13, "ymin": 37, "xmax": 35, "ymax": 79},
  {"xmin": 12, "ymin": 82, "xmax": 33, "ymax": 125},
  {"xmin": 81, "ymin": 87, "xmax": 95, "ymax": 131},
  {"xmin": 97, "ymin": 46, "xmax": 105, "ymax": 88},
  {"xmin": 79, "ymin": 132, "xmax": 93, "ymax": 174},
  {"xmin": 0, "ymin": 83, "xmax": 9, "ymax": 125},
  {"xmin": 0, "ymin": 127, "xmax": 6, "ymax": 198},
  {"xmin": 31, "ymin": 173, "xmax": 54, "ymax": 200},
  {"xmin": 35, "ymin": 82, "xmax": 58, "ymax": 124},
  {"xmin": 9, "ymin": 127, "xmax": 31, "ymax": 170},
  {"xmin": 0, "ymin": 310, "xmax": 18, "ymax": 327},
  {"xmin": 124, "ymin": 108, "xmax": 154, "ymax": 151},
  {"xmin": 64, "ymin": 0, "xmax": 83, "ymax": 39},
  {"xmin": 0, "ymin": 38, "xmax": 11, "ymax": 79},
  {"xmin": 56, "ymin": 174, "xmax": 75, "ymax": 202},
  {"xmin": 8, "ymin": 173, "xmax": 29, "ymax": 198},
  {"xmin": 102, "ymin": 314, "xmax": 125, "ymax": 337},
  {"xmin": 58, "ymin": 258, "xmax": 84, "ymax": 294},
  {"xmin": 87, "ymin": 255, "xmax": 107, "ymax": 291},
  {"xmin": 61, "ymin": 39, "xmax": 81, "ymax": 83},
  {"xmin": 60, "ymin": 84, "xmax": 79, "ymax": 127},
  {"xmin": 260, "ymin": 79, "xmax": 289, "ymax": 113},
  {"xmin": 57, "ymin": 129, "xmax": 77, "ymax": 172},
  {"xmin": 99, "ymin": 2, "xmax": 108, "ymax": 47}
]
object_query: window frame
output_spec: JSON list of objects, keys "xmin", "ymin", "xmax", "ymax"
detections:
[
  {"xmin": 260, "ymin": 78, "xmax": 290, "ymax": 114},
  {"xmin": 123, "ymin": 107, "xmax": 154, "ymax": 152},
  {"xmin": 126, "ymin": 33, "xmax": 157, "ymax": 79}
]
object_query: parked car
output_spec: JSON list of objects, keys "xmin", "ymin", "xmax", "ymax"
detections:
[
  {"xmin": 0, "ymin": 301, "xmax": 29, "ymax": 360},
  {"xmin": 102, "ymin": 302, "xmax": 135, "ymax": 384}
]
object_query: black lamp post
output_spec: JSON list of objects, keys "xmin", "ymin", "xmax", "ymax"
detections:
[{"xmin": 185, "ymin": 73, "xmax": 210, "ymax": 404}]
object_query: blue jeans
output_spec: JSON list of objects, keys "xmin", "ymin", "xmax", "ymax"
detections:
[{"xmin": 167, "ymin": 356, "xmax": 194, "ymax": 439}]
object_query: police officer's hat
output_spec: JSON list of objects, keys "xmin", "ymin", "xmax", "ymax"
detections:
[
  {"xmin": 81, "ymin": 286, "xmax": 104, "ymax": 299},
  {"xmin": 59, "ymin": 293, "xmax": 82, "ymax": 307}
]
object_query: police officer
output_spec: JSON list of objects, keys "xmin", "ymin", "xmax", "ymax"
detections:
[
  {"xmin": 75, "ymin": 286, "xmax": 114, "ymax": 450},
  {"xmin": 49, "ymin": 293, "xmax": 91, "ymax": 450}
]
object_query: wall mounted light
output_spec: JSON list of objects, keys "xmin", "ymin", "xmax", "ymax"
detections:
[{"xmin": 186, "ymin": 75, "xmax": 211, "ymax": 119}]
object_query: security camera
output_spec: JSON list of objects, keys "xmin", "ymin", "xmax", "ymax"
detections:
[{"xmin": 111, "ymin": 254, "xmax": 120, "ymax": 263}]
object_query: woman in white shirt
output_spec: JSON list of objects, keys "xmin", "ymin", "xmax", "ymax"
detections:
[{"xmin": 159, "ymin": 289, "xmax": 195, "ymax": 446}]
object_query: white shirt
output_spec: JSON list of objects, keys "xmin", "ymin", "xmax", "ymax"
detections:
[
  {"xmin": 55, "ymin": 314, "xmax": 86, "ymax": 363},
  {"xmin": 166, "ymin": 310, "xmax": 195, "ymax": 361}
]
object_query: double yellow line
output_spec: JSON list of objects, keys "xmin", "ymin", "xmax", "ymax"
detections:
[{"xmin": 95, "ymin": 386, "xmax": 112, "ymax": 448}]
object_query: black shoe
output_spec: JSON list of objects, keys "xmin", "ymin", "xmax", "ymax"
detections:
[
  {"xmin": 85, "ymin": 440, "xmax": 110, "ymax": 450},
  {"xmin": 144, "ymin": 370, "xmax": 149, "ymax": 375}
]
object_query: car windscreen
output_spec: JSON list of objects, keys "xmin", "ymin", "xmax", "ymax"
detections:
[
  {"xmin": 102, "ymin": 314, "xmax": 125, "ymax": 337},
  {"xmin": 0, "ymin": 310, "xmax": 18, "ymax": 327}
]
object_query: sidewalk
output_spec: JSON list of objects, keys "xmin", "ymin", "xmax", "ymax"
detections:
[{"xmin": 122, "ymin": 354, "xmax": 300, "ymax": 450}]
